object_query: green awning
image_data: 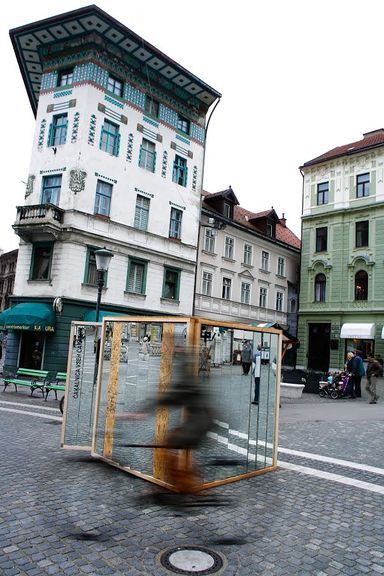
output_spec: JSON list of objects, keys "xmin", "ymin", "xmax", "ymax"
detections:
[
  {"xmin": 0, "ymin": 303, "xmax": 55, "ymax": 332},
  {"xmin": 83, "ymin": 310, "xmax": 128, "ymax": 322}
]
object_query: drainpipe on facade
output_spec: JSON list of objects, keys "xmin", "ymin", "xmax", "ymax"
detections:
[
  {"xmin": 299, "ymin": 167, "xmax": 305, "ymax": 368},
  {"xmin": 191, "ymin": 97, "xmax": 221, "ymax": 317}
]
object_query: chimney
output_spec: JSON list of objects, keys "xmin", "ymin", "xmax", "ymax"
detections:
[{"xmin": 280, "ymin": 213, "xmax": 286, "ymax": 227}]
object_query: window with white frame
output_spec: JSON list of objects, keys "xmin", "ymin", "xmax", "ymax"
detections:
[
  {"xmin": 107, "ymin": 74, "xmax": 123, "ymax": 97},
  {"xmin": 94, "ymin": 180, "xmax": 112, "ymax": 217},
  {"xmin": 58, "ymin": 68, "xmax": 73, "ymax": 86},
  {"xmin": 276, "ymin": 291, "xmax": 284, "ymax": 311},
  {"xmin": 134, "ymin": 195, "xmax": 150, "ymax": 231},
  {"xmin": 204, "ymin": 228, "xmax": 216, "ymax": 253},
  {"xmin": 243, "ymin": 243, "xmax": 252, "ymax": 265},
  {"xmin": 259, "ymin": 287, "xmax": 267, "ymax": 308},
  {"xmin": 241, "ymin": 282, "xmax": 251, "ymax": 304},
  {"xmin": 277, "ymin": 257, "xmax": 285, "ymax": 276},
  {"xmin": 222, "ymin": 277, "xmax": 231, "ymax": 300},
  {"xmin": 224, "ymin": 236, "xmax": 234, "ymax": 259},
  {"xmin": 202, "ymin": 271, "xmax": 212, "ymax": 296},
  {"xmin": 169, "ymin": 208, "xmax": 183, "ymax": 239},
  {"xmin": 261, "ymin": 251, "xmax": 269, "ymax": 271}
]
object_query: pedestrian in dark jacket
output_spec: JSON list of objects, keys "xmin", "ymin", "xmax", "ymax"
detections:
[{"xmin": 366, "ymin": 355, "xmax": 381, "ymax": 404}]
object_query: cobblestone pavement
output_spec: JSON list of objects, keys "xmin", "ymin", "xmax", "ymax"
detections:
[{"xmin": 1, "ymin": 387, "xmax": 384, "ymax": 576}]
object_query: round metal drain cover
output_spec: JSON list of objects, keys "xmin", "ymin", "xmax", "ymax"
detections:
[{"xmin": 159, "ymin": 546, "xmax": 224, "ymax": 575}]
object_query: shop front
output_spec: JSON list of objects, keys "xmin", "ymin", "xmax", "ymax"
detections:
[
  {"xmin": 0, "ymin": 302, "xmax": 55, "ymax": 369},
  {"xmin": 340, "ymin": 323, "xmax": 375, "ymax": 358}
]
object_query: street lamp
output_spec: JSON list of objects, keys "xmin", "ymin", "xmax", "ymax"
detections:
[{"xmin": 94, "ymin": 247, "xmax": 114, "ymax": 323}]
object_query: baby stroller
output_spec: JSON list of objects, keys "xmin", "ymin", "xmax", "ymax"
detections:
[
  {"xmin": 319, "ymin": 371, "xmax": 351, "ymax": 399},
  {"xmin": 331, "ymin": 371, "xmax": 351, "ymax": 399},
  {"xmin": 319, "ymin": 373, "xmax": 339, "ymax": 399}
]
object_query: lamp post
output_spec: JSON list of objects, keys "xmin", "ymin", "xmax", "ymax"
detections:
[{"xmin": 94, "ymin": 247, "xmax": 114, "ymax": 323}]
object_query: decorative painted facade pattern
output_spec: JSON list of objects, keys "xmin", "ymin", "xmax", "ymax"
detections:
[
  {"xmin": 88, "ymin": 114, "xmax": 97, "ymax": 145},
  {"xmin": 37, "ymin": 119, "xmax": 47, "ymax": 149},
  {"xmin": 71, "ymin": 112, "xmax": 80, "ymax": 143},
  {"xmin": 192, "ymin": 166, "xmax": 198, "ymax": 191},
  {"xmin": 159, "ymin": 104, "xmax": 178, "ymax": 128},
  {"xmin": 161, "ymin": 151, "xmax": 168, "ymax": 178},
  {"xmin": 126, "ymin": 133, "xmax": 134, "ymax": 162},
  {"xmin": 190, "ymin": 123, "xmax": 205, "ymax": 144},
  {"xmin": 54, "ymin": 90, "xmax": 73, "ymax": 98},
  {"xmin": 125, "ymin": 84, "xmax": 145, "ymax": 108},
  {"xmin": 104, "ymin": 95, "xmax": 124, "ymax": 109},
  {"xmin": 40, "ymin": 72, "xmax": 57, "ymax": 91},
  {"xmin": 95, "ymin": 172, "xmax": 117, "ymax": 184}
]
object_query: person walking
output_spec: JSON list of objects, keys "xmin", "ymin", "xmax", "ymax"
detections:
[
  {"xmin": 252, "ymin": 345, "xmax": 261, "ymax": 404},
  {"xmin": 241, "ymin": 340, "xmax": 253, "ymax": 375},
  {"xmin": 345, "ymin": 352, "xmax": 357, "ymax": 398},
  {"xmin": 366, "ymin": 354, "xmax": 381, "ymax": 404},
  {"xmin": 353, "ymin": 349, "xmax": 365, "ymax": 398}
]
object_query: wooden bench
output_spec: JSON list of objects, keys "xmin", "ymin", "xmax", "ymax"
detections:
[
  {"xmin": 44, "ymin": 372, "xmax": 67, "ymax": 400},
  {"xmin": 3, "ymin": 367, "xmax": 50, "ymax": 397}
]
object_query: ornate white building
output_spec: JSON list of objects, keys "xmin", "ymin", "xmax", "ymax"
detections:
[{"xmin": 5, "ymin": 6, "xmax": 220, "ymax": 370}]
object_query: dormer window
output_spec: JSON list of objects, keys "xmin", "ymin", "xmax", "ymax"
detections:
[
  {"xmin": 223, "ymin": 201, "xmax": 232, "ymax": 219},
  {"xmin": 267, "ymin": 223, "xmax": 274, "ymax": 237}
]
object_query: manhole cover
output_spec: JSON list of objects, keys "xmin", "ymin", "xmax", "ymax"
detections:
[{"xmin": 159, "ymin": 546, "xmax": 225, "ymax": 575}]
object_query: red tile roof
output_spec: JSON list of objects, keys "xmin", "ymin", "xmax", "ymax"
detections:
[
  {"xmin": 202, "ymin": 194, "xmax": 301, "ymax": 250},
  {"xmin": 302, "ymin": 129, "xmax": 384, "ymax": 167}
]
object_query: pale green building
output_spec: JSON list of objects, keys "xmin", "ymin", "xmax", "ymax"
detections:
[{"xmin": 297, "ymin": 129, "xmax": 384, "ymax": 371}]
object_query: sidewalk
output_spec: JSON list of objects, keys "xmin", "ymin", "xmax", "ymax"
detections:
[{"xmin": 1, "ymin": 390, "xmax": 384, "ymax": 575}]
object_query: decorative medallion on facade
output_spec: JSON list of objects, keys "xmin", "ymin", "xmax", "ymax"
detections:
[
  {"xmin": 126, "ymin": 133, "xmax": 134, "ymax": 162},
  {"xmin": 38, "ymin": 119, "xmax": 46, "ymax": 149},
  {"xmin": 25, "ymin": 175, "xmax": 35, "ymax": 198},
  {"xmin": 69, "ymin": 169, "xmax": 87, "ymax": 194},
  {"xmin": 88, "ymin": 114, "xmax": 97, "ymax": 145},
  {"xmin": 71, "ymin": 112, "xmax": 80, "ymax": 143},
  {"xmin": 161, "ymin": 151, "xmax": 168, "ymax": 178}
]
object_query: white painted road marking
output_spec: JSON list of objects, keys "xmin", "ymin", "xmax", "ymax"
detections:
[
  {"xmin": 0, "ymin": 400, "xmax": 60, "ymax": 413},
  {"xmin": 0, "ymin": 407, "xmax": 62, "ymax": 421}
]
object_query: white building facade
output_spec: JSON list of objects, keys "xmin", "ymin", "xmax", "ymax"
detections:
[
  {"xmin": 6, "ymin": 6, "xmax": 220, "ymax": 371},
  {"xmin": 195, "ymin": 189, "xmax": 301, "ymax": 330}
]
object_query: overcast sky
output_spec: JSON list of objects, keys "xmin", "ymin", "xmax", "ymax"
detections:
[{"xmin": 2, "ymin": 0, "xmax": 384, "ymax": 252}]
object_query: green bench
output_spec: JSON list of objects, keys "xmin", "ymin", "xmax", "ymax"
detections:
[
  {"xmin": 44, "ymin": 372, "xmax": 67, "ymax": 400},
  {"xmin": 3, "ymin": 367, "xmax": 50, "ymax": 397}
]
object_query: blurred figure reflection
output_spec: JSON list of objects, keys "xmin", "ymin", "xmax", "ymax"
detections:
[{"xmin": 116, "ymin": 346, "xmax": 215, "ymax": 493}]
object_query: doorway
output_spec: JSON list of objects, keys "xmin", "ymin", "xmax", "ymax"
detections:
[
  {"xmin": 19, "ymin": 332, "xmax": 45, "ymax": 369},
  {"xmin": 307, "ymin": 323, "xmax": 330, "ymax": 371}
]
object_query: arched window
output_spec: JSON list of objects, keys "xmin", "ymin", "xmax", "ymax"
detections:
[
  {"xmin": 314, "ymin": 273, "xmax": 326, "ymax": 302},
  {"xmin": 355, "ymin": 270, "xmax": 368, "ymax": 300},
  {"xmin": 290, "ymin": 298, "xmax": 296, "ymax": 313}
]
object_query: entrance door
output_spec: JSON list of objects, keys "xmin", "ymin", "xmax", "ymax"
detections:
[
  {"xmin": 19, "ymin": 332, "xmax": 45, "ymax": 369},
  {"xmin": 307, "ymin": 323, "xmax": 330, "ymax": 371}
]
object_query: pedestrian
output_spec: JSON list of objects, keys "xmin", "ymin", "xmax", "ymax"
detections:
[
  {"xmin": 31, "ymin": 345, "xmax": 41, "ymax": 369},
  {"xmin": 366, "ymin": 354, "xmax": 381, "ymax": 404},
  {"xmin": 345, "ymin": 351, "xmax": 357, "ymax": 398},
  {"xmin": 252, "ymin": 345, "xmax": 261, "ymax": 404},
  {"xmin": 354, "ymin": 349, "xmax": 365, "ymax": 398},
  {"xmin": 241, "ymin": 340, "xmax": 253, "ymax": 375}
]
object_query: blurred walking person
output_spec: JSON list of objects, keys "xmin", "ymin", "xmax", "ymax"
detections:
[{"xmin": 366, "ymin": 354, "xmax": 381, "ymax": 404}]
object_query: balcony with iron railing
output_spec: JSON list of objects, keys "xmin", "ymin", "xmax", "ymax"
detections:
[{"xmin": 13, "ymin": 204, "xmax": 65, "ymax": 240}]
